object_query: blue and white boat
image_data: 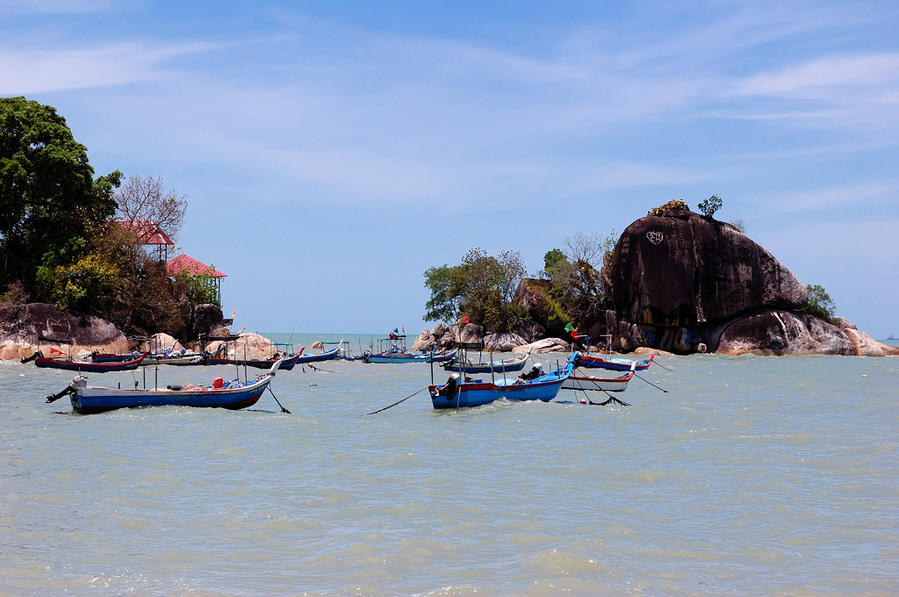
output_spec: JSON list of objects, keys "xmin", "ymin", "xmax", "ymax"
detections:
[
  {"xmin": 429, "ymin": 353, "xmax": 579, "ymax": 409},
  {"xmin": 46, "ymin": 360, "xmax": 283, "ymax": 415}
]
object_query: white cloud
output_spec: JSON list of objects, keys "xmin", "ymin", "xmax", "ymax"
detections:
[
  {"xmin": 735, "ymin": 53, "xmax": 899, "ymax": 99},
  {"xmin": 0, "ymin": 41, "xmax": 221, "ymax": 95}
]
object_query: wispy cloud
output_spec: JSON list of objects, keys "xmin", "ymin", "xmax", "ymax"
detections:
[
  {"xmin": 0, "ymin": 41, "xmax": 219, "ymax": 95},
  {"xmin": 0, "ymin": 0, "xmax": 117, "ymax": 14}
]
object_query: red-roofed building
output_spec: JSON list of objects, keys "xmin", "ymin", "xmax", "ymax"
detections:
[
  {"xmin": 114, "ymin": 219, "xmax": 175, "ymax": 262},
  {"xmin": 167, "ymin": 254, "xmax": 227, "ymax": 305}
]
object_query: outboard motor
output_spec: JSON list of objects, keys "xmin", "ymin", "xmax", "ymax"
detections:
[{"xmin": 519, "ymin": 362, "xmax": 544, "ymax": 381}]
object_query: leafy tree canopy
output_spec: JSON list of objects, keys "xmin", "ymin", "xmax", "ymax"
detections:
[
  {"xmin": 802, "ymin": 283, "xmax": 837, "ymax": 322},
  {"xmin": 423, "ymin": 248, "xmax": 526, "ymax": 332},
  {"xmin": 698, "ymin": 194, "xmax": 723, "ymax": 218},
  {"xmin": 0, "ymin": 97, "xmax": 120, "ymax": 295}
]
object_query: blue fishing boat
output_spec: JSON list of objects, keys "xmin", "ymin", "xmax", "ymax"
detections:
[
  {"xmin": 45, "ymin": 360, "xmax": 283, "ymax": 414},
  {"xmin": 429, "ymin": 353, "xmax": 579, "ymax": 409},
  {"xmin": 295, "ymin": 341, "xmax": 344, "ymax": 364}
]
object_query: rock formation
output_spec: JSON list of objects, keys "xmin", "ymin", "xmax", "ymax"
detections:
[
  {"xmin": 0, "ymin": 303, "xmax": 128, "ymax": 360},
  {"xmin": 602, "ymin": 208, "xmax": 898, "ymax": 356}
]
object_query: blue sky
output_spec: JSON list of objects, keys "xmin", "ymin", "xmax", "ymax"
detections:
[{"xmin": 2, "ymin": 1, "xmax": 898, "ymax": 338}]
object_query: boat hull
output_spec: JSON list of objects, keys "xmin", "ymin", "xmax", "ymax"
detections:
[
  {"xmin": 71, "ymin": 384, "xmax": 268, "ymax": 414},
  {"xmin": 294, "ymin": 345, "xmax": 342, "ymax": 364},
  {"xmin": 35, "ymin": 352, "xmax": 147, "ymax": 372},
  {"xmin": 562, "ymin": 372, "xmax": 633, "ymax": 392},
  {"xmin": 579, "ymin": 353, "xmax": 653, "ymax": 371},
  {"xmin": 430, "ymin": 353, "xmax": 578, "ymax": 409},
  {"xmin": 364, "ymin": 349, "xmax": 456, "ymax": 364},
  {"xmin": 443, "ymin": 354, "xmax": 528, "ymax": 373}
]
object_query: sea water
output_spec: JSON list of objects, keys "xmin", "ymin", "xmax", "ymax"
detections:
[{"xmin": 1, "ymin": 336, "xmax": 896, "ymax": 595}]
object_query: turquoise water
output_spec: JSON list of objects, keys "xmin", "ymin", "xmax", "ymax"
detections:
[{"xmin": 1, "ymin": 338, "xmax": 897, "ymax": 595}]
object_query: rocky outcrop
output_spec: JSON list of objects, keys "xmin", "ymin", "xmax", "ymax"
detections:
[
  {"xmin": 0, "ymin": 303, "xmax": 128, "ymax": 360},
  {"xmin": 513, "ymin": 337, "xmax": 571, "ymax": 354},
  {"xmin": 192, "ymin": 303, "xmax": 228, "ymax": 338},
  {"xmin": 716, "ymin": 313, "xmax": 899, "ymax": 356},
  {"xmin": 483, "ymin": 332, "xmax": 527, "ymax": 352},
  {"xmin": 412, "ymin": 323, "xmax": 488, "ymax": 350},
  {"xmin": 598, "ymin": 209, "xmax": 897, "ymax": 356},
  {"xmin": 609, "ymin": 210, "xmax": 806, "ymax": 329},
  {"xmin": 139, "ymin": 332, "xmax": 186, "ymax": 354}
]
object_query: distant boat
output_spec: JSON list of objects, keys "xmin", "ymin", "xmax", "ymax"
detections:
[
  {"xmin": 363, "ymin": 348, "xmax": 457, "ymax": 364},
  {"xmin": 46, "ymin": 360, "xmax": 283, "ymax": 414},
  {"xmin": 429, "ymin": 353, "xmax": 578, "ymax": 409},
  {"xmin": 32, "ymin": 351, "xmax": 148, "ymax": 372},
  {"xmin": 888, "ymin": 334, "xmax": 898, "ymax": 341}
]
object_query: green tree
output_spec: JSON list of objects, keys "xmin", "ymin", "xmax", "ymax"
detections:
[
  {"xmin": 698, "ymin": 194, "xmax": 723, "ymax": 218},
  {"xmin": 423, "ymin": 248, "xmax": 526, "ymax": 332},
  {"xmin": 0, "ymin": 97, "xmax": 120, "ymax": 297},
  {"xmin": 540, "ymin": 248, "xmax": 567, "ymax": 279},
  {"xmin": 802, "ymin": 283, "xmax": 836, "ymax": 322}
]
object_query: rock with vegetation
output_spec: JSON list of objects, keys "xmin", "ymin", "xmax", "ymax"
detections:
[
  {"xmin": 605, "ymin": 205, "xmax": 897, "ymax": 356},
  {"xmin": 0, "ymin": 303, "xmax": 127, "ymax": 360}
]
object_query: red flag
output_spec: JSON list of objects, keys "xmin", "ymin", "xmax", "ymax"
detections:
[
  {"xmin": 462, "ymin": 315, "xmax": 469, "ymax": 324},
  {"xmin": 50, "ymin": 347, "xmax": 64, "ymax": 355},
  {"xmin": 570, "ymin": 330, "xmax": 580, "ymax": 340}
]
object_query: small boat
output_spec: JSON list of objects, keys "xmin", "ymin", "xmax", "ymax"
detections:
[
  {"xmin": 33, "ymin": 351, "xmax": 148, "ymax": 372},
  {"xmin": 90, "ymin": 351, "xmax": 140, "ymax": 363},
  {"xmin": 294, "ymin": 341, "xmax": 343, "ymax": 364},
  {"xmin": 206, "ymin": 347, "xmax": 306, "ymax": 370},
  {"xmin": 429, "ymin": 353, "xmax": 579, "ymax": 409},
  {"xmin": 443, "ymin": 348, "xmax": 531, "ymax": 374},
  {"xmin": 578, "ymin": 352, "xmax": 654, "ymax": 372},
  {"xmin": 144, "ymin": 352, "xmax": 206, "ymax": 366},
  {"xmin": 364, "ymin": 348, "xmax": 457, "ymax": 364},
  {"xmin": 562, "ymin": 362, "xmax": 635, "ymax": 392},
  {"xmin": 45, "ymin": 359, "xmax": 283, "ymax": 414}
]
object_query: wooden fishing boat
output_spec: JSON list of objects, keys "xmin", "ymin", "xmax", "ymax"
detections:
[
  {"xmin": 579, "ymin": 352, "xmax": 654, "ymax": 372},
  {"xmin": 294, "ymin": 341, "xmax": 343, "ymax": 364},
  {"xmin": 443, "ymin": 348, "xmax": 531, "ymax": 374},
  {"xmin": 364, "ymin": 348, "xmax": 457, "ymax": 364},
  {"xmin": 429, "ymin": 353, "xmax": 578, "ymax": 409},
  {"xmin": 562, "ymin": 362, "xmax": 635, "ymax": 392},
  {"xmin": 33, "ymin": 351, "xmax": 148, "ymax": 372},
  {"xmin": 206, "ymin": 347, "xmax": 306, "ymax": 370},
  {"xmin": 90, "ymin": 351, "xmax": 140, "ymax": 363},
  {"xmin": 143, "ymin": 352, "xmax": 205, "ymax": 366},
  {"xmin": 45, "ymin": 360, "xmax": 283, "ymax": 414}
]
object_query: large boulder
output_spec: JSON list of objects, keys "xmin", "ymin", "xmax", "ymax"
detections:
[
  {"xmin": 514, "ymin": 337, "xmax": 571, "ymax": 354},
  {"xmin": 139, "ymin": 332, "xmax": 186, "ymax": 354},
  {"xmin": 483, "ymin": 332, "xmax": 527, "ymax": 352},
  {"xmin": 192, "ymin": 304, "xmax": 226, "ymax": 338},
  {"xmin": 716, "ymin": 312, "xmax": 899, "ymax": 356},
  {"xmin": 609, "ymin": 210, "xmax": 806, "ymax": 328},
  {"xmin": 0, "ymin": 303, "xmax": 128, "ymax": 360}
]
